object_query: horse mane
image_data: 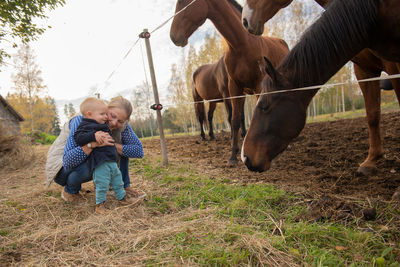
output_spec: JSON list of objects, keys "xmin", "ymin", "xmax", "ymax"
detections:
[
  {"xmin": 279, "ymin": 0, "xmax": 379, "ymax": 88},
  {"xmin": 227, "ymin": 0, "xmax": 243, "ymax": 13}
]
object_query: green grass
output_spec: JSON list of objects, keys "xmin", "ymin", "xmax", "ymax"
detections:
[
  {"xmin": 307, "ymin": 101, "xmax": 399, "ymax": 124},
  {"xmin": 131, "ymin": 158, "xmax": 400, "ymax": 266}
]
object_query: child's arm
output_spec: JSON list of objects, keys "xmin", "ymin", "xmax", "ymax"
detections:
[{"xmin": 74, "ymin": 127, "xmax": 96, "ymax": 147}]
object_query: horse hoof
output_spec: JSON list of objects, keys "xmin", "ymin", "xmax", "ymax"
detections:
[
  {"xmin": 228, "ymin": 159, "xmax": 238, "ymax": 167},
  {"xmin": 357, "ymin": 166, "xmax": 377, "ymax": 176},
  {"xmin": 392, "ymin": 188, "xmax": 400, "ymax": 204}
]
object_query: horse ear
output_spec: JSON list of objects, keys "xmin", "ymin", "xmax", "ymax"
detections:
[
  {"xmin": 262, "ymin": 56, "xmax": 278, "ymax": 82},
  {"xmin": 258, "ymin": 59, "xmax": 267, "ymax": 76}
]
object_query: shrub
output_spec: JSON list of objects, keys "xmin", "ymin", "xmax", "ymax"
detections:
[{"xmin": 26, "ymin": 131, "xmax": 57, "ymax": 145}]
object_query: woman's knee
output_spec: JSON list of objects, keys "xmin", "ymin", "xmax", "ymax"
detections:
[{"xmin": 66, "ymin": 162, "xmax": 91, "ymax": 186}]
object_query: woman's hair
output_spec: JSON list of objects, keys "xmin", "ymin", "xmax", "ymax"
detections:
[{"xmin": 107, "ymin": 96, "xmax": 133, "ymax": 120}]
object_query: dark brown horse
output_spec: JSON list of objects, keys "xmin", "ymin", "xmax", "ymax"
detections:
[
  {"xmin": 241, "ymin": 0, "xmax": 400, "ymax": 173},
  {"xmin": 192, "ymin": 56, "xmax": 246, "ymax": 140},
  {"xmin": 170, "ymin": 0, "xmax": 289, "ymax": 165},
  {"xmin": 241, "ymin": 0, "xmax": 400, "ymax": 175}
]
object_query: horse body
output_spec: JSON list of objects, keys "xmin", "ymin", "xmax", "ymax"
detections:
[
  {"xmin": 241, "ymin": 0, "xmax": 400, "ymax": 173},
  {"xmin": 192, "ymin": 56, "xmax": 246, "ymax": 140},
  {"xmin": 170, "ymin": 0, "xmax": 289, "ymax": 164},
  {"xmin": 242, "ymin": 0, "xmax": 400, "ymax": 175}
]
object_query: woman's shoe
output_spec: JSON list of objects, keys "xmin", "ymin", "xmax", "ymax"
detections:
[{"xmin": 61, "ymin": 189, "xmax": 85, "ymax": 204}]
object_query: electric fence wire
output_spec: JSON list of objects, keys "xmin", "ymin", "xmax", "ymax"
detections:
[{"xmin": 97, "ymin": 0, "xmax": 200, "ymax": 95}]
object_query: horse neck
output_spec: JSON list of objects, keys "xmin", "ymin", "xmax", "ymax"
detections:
[
  {"xmin": 279, "ymin": 0, "xmax": 378, "ymax": 107},
  {"xmin": 206, "ymin": 0, "xmax": 249, "ymax": 50}
]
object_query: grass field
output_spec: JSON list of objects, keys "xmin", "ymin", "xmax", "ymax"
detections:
[{"xmin": 0, "ymin": 146, "xmax": 399, "ymax": 266}]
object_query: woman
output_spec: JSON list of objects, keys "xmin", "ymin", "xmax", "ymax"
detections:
[{"xmin": 47, "ymin": 96, "xmax": 144, "ymax": 204}]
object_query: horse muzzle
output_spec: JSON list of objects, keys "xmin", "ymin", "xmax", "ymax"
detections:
[
  {"xmin": 170, "ymin": 34, "xmax": 188, "ymax": 47},
  {"xmin": 241, "ymin": 148, "xmax": 271, "ymax": 172}
]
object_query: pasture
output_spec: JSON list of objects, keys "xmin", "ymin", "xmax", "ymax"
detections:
[{"xmin": 0, "ymin": 111, "xmax": 399, "ymax": 266}]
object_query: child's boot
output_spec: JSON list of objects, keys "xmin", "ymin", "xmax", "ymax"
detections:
[{"xmin": 95, "ymin": 202, "xmax": 108, "ymax": 214}]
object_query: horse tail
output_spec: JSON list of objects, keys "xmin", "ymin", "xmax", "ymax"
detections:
[
  {"xmin": 192, "ymin": 71, "xmax": 206, "ymax": 123},
  {"xmin": 380, "ymin": 79, "xmax": 393, "ymax": 91}
]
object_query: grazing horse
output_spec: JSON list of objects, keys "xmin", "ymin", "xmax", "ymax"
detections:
[
  {"xmin": 170, "ymin": 0, "xmax": 289, "ymax": 165},
  {"xmin": 192, "ymin": 56, "xmax": 246, "ymax": 140},
  {"xmin": 241, "ymin": 0, "xmax": 400, "ymax": 173},
  {"xmin": 241, "ymin": 0, "xmax": 400, "ymax": 175}
]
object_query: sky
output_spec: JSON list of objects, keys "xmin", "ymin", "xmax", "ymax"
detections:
[{"xmin": 0, "ymin": 0, "xmax": 228, "ymax": 122}]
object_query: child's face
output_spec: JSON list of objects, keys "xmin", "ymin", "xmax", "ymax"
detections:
[{"xmin": 86, "ymin": 104, "xmax": 108, "ymax": 124}]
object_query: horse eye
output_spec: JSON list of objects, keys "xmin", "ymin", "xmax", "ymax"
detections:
[{"xmin": 258, "ymin": 103, "xmax": 269, "ymax": 112}]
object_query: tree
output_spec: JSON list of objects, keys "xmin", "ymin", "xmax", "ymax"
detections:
[
  {"xmin": 168, "ymin": 62, "xmax": 191, "ymax": 133},
  {"xmin": 7, "ymin": 93, "xmax": 59, "ymax": 134},
  {"xmin": 48, "ymin": 97, "xmax": 61, "ymax": 135},
  {"xmin": 0, "ymin": 0, "xmax": 65, "ymax": 66},
  {"xmin": 64, "ymin": 103, "xmax": 76, "ymax": 119},
  {"xmin": 12, "ymin": 44, "xmax": 46, "ymax": 131}
]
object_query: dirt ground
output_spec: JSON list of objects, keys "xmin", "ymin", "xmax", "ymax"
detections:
[
  {"xmin": 0, "ymin": 111, "xmax": 399, "ymax": 265},
  {"xmin": 142, "ymin": 110, "xmax": 400, "ymax": 222}
]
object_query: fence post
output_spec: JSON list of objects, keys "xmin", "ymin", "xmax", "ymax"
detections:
[{"xmin": 140, "ymin": 28, "xmax": 168, "ymax": 166}]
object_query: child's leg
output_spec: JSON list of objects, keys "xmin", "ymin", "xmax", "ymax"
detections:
[
  {"xmin": 109, "ymin": 162, "xmax": 125, "ymax": 201},
  {"xmin": 93, "ymin": 163, "xmax": 112, "ymax": 205}
]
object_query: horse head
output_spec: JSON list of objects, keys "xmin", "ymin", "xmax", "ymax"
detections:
[
  {"xmin": 241, "ymin": 57, "xmax": 307, "ymax": 172},
  {"xmin": 242, "ymin": 0, "xmax": 292, "ymax": 35},
  {"xmin": 170, "ymin": 0, "xmax": 208, "ymax": 47}
]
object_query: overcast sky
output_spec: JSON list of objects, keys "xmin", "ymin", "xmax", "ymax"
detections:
[{"xmin": 0, "ymin": 0, "xmax": 226, "ymax": 107}]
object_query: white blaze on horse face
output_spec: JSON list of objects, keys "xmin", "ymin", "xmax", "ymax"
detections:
[
  {"xmin": 242, "ymin": 3, "xmax": 254, "ymax": 28},
  {"xmin": 241, "ymin": 134, "xmax": 247, "ymax": 163}
]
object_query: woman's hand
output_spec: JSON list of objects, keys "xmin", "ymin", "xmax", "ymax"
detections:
[
  {"xmin": 95, "ymin": 133, "xmax": 115, "ymax": 147},
  {"xmin": 95, "ymin": 131, "xmax": 109, "ymax": 144}
]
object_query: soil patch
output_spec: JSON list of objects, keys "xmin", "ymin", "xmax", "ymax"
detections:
[{"xmin": 142, "ymin": 111, "xmax": 400, "ymax": 222}]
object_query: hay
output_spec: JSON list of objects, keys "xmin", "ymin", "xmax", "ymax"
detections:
[{"xmin": 0, "ymin": 122, "xmax": 35, "ymax": 170}]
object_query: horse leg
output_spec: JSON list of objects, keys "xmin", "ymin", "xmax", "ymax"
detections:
[
  {"xmin": 194, "ymin": 102, "xmax": 206, "ymax": 141},
  {"xmin": 240, "ymin": 97, "xmax": 247, "ymax": 138},
  {"xmin": 391, "ymin": 63, "xmax": 400, "ymax": 104},
  {"xmin": 354, "ymin": 65, "xmax": 383, "ymax": 175},
  {"xmin": 228, "ymin": 82, "xmax": 245, "ymax": 165},
  {"xmin": 223, "ymin": 99, "xmax": 233, "ymax": 138},
  {"xmin": 208, "ymin": 102, "xmax": 217, "ymax": 140},
  {"xmin": 386, "ymin": 63, "xmax": 400, "ymax": 203},
  {"xmin": 193, "ymin": 87, "xmax": 206, "ymax": 141}
]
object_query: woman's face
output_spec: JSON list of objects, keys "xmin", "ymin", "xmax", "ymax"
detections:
[{"xmin": 107, "ymin": 107, "xmax": 128, "ymax": 130}]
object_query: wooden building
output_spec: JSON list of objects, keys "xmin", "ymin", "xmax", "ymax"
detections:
[{"xmin": 0, "ymin": 95, "xmax": 24, "ymax": 135}]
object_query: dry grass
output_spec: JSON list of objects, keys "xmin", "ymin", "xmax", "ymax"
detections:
[
  {"xmin": 0, "ymin": 122, "xmax": 35, "ymax": 171},
  {"xmin": 0, "ymin": 146, "xmax": 296, "ymax": 266},
  {"xmin": 1, "ymin": 144, "xmax": 398, "ymax": 266}
]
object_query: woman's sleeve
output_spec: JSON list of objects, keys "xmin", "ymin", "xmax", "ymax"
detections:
[
  {"xmin": 121, "ymin": 125, "xmax": 144, "ymax": 158},
  {"xmin": 62, "ymin": 116, "xmax": 89, "ymax": 169}
]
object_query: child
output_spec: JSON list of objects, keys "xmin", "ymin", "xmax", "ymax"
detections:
[{"xmin": 74, "ymin": 97, "xmax": 130, "ymax": 214}]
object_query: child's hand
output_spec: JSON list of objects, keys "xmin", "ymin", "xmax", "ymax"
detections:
[{"xmin": 95, "ymin": 131, "xmax": 108, "ymax": 144}]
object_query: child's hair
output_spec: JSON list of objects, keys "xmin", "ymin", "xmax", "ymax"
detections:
[
  {"xmin": 107, "ymin": 96, "xmax": 133, "ymax": 120},
  {"xmin": 80, "ymin": 97, "xmax": 107, "ymax": 116}
]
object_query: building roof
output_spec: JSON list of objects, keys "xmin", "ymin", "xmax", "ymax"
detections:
[{"xmin": 0, "ymin": 95, "xmax": 24, "ymax": 121}]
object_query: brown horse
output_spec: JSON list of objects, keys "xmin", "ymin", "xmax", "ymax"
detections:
[
  {"xmin": 242, "ymin": 0, "xmax": 400, "ymax": 175},
  {"xmin": 242, "ymin": 0, "xmax": 329, "ymax": 36},
  {"xmin": 192, "ymin": 56, "xmax": 246, "ymax": 141},
  {"xmin": 170, "ymin": 0, "xmax": 289, "ymax": 165},
  {"xmin": 241, "ymin": 0, "xmax": 400, "ymax": 173}
]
